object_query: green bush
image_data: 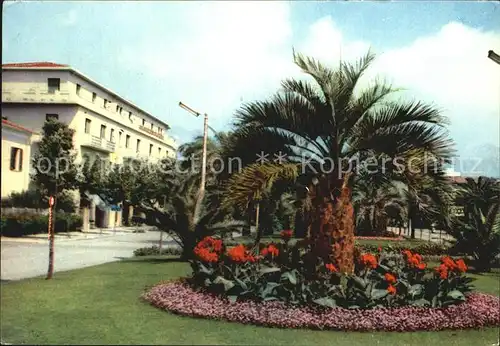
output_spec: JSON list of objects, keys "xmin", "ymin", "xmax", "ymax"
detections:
[
  {"xmin": 1, "ymin": 190, "xmax": 76, "ymax": 212},
  {"xmin": 133, "ymin": 246, "xmax": 182, "ymax": 257},
  {"xmin": 0, "ymin": 212, "xmax": 82, "ymax": 237}
]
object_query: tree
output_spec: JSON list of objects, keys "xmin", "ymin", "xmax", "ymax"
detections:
[
  {"xmin": 226, "ymin": 50, "xmax": 454, "ymax": 272},
  {"xmin": 222, "ymin": 163, "xmax": 298, "ymax": 246},
  {"xmin": 31, "ymin": 118, "xmax": 78, "ymax": 279},
  {"xmin": 136, "ymin": 172, "xmax": 243, "ymax": 259},
  {"xmin": 449, "ymin": 177, "xmax": 500, "ymax": 271}
]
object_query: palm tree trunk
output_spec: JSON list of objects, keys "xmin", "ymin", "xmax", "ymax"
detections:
[{"xmin": 311, "ymin": 174, "xmax": 355, "ymax": 274}]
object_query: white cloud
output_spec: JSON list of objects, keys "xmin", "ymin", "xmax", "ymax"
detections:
[{"xmin": 119, "ymin": 6, "xmax": 499, "ymax": 153}]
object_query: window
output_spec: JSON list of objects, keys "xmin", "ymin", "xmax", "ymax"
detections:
[
  {"xmin": 158, "ymin": 126, "xmax": 161, "ymax": 133},
  {"xmin": 110, "ymin": 128, "xmax": 115, "ymax": 143},
  {"xmin": 150, "ymin": 123, "xmax": 154, "ymax": 130},
  {"xmin": 100, "ymin": 125, "xmax": 106, "ymax": 139},
  {"xmin": 46, "ymin": 114, "xmax": 58, "ymax": 121},
  {"xmin": 84, "ymin": 118, "xmax": 91, "ymax": 134},
  {"xmin": 104, "ymin": 99, "xmax": 108, "ymax": 108},
  {"xmin": 10, "ymin": 147, "xmax": 23, "ymax": 171},
  {"xmin": 149, "ymin": 144, "xmax": 153, "ymax": 156},
  {"xmin": 118, "ymin": 131, "xmax": 122, "ymax": 145},
  {"xmin": 116, "ymin": 105, "xmax": 119, "ymax": 112},
  {"xmin": 158, "ymin": 147, "xmax": 161, "ymax": 156},
  {"xmin": 129, "ymin": 112, "xmax": 133, "ymax": 122},
  {"xmin": 47, "ymin": 78, "xmax": 60, "ymax": 92},
  {"xmin": 76, "ymin": 84, "xmax": 81, "ymax": 95},
  {"xmin": 142, "ymin": 119, "xmax": 146, "ymax": 126},
  {"xmin": 136, "ymin": 139, "xmax": 141, "ymax": 152},
  {"xmin": 92, "ymin": 92, "xmax": 97, "ymax": 103},
  {"xmin": 125, "ymin": 134, "xmax": 130, "ymax": 148}
]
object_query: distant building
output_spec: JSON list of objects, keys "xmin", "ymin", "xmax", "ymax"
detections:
[
  {"xmin": 1, "ymin": 62, "xmax": 178, "ymax": 229},
  {"xmin": 1, "ymin": 119, "xmax": 39, "ymax": 198}
]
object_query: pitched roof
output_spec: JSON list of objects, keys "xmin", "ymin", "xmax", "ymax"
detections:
[
  {"xmin": 2, "ymin": 119, "xmax": 37, "ymax": 134},
  {"xmin": 2, "ymin": 62, "xmax": 68, "ymax": 68}
]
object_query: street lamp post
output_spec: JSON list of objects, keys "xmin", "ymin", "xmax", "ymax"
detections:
[
  {"xmin": 488, "ymin": 50, "xmax": 500, "ymax": 65},
  {"xmin": 179, "ymin": 101, "xmax": 208, "ymax": 224}
]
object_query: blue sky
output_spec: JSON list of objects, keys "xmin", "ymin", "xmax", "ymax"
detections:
[{"xmin": 3, "ymin": 1, "xmax": 500, "ymax": 173}]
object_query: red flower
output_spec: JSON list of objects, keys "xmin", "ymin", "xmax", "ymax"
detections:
[
  {"xmin": 377, "ymin": 246, "xmax": 382, "ymax": 253},
  {"xmin": 260, "ymin": 248, "xmax": 269, "ymax": 256},
  {"xmin": 280, "ymin": 230, "xmax": 293, "ymax": 240},
  {"xmin": 325, "ymin": 263, "xmax": 337, "ymax": 272},
  {"xmin": 417, "ymin": 262, "xmax": 426, "ymax": 270},
  {"xmin": 435, "ymin": 264, "xmax": 449, "ymax": 279},
  {"xmin": 387, "ymin": 285, "xmax": 396, "ymax": 295},
  {"xmin": 360, "ymin": 254, "xmax": 378, "ymax": 269},
  {"xmin": 455, "ymin": 259, "xmax": 467, "ymax": 273},
  {"xmin": 267, "ymin": 244, "xmax": 279, "ymax": 257},
  {"xmin": 227, "ymin": 244, "xmax": 249, "ymax": 263},
  {"xmin": 194, "ymin": 236, "xmax": 222, "ymax": 262},
  {"xmin": 441, "ymin": 256, "xmax": 457, "ymax": 270},
  {"xmin": 402, "ymin": 250, "xmax": 413, "ymax": 259},
  {"xmin": 384, "ymin": 273, "xmax": 397, "ymax": 284}
]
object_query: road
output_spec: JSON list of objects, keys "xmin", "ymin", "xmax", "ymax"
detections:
[{"xmin": 1, "ymin": 230, "xmax": 176, "ymax": 281}]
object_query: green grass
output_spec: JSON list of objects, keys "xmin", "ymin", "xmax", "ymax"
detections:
[{"xmin": 1, "ymin": 257, "xmax": 499, "ymax": 345}]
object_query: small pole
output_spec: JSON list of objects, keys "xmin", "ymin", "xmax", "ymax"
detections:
[{"xmin": 159, "ymin": 195, "xmax": 166, "ymax": 255}]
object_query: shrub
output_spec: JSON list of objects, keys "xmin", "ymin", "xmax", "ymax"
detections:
[
  {"xmin": 187, "ymin": 232, "xmax": 474, "ymax": 310},
  {"xmin": 1, "ymin": 190, "xmax": 76, "ymax": 212},
  {"xmin": 0, "ymin": 212, "xmax": 82, "ymax": 237},
  {"xmin": 133, "ymin": 246, "xmax": 182, "ymax": 257}
]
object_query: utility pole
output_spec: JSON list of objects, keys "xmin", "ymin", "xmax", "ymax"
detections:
[
  {"xmin": 488, "ymin": 50, "xmax": 500, "ymax": 65},
  {"xmin": 178, "ymin": 102, "xmax": 208, "ymax": 224}
]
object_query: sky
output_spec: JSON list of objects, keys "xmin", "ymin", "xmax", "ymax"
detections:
[{"xmin": 3, "ymin": 1, "xmax": 500, "ymax": 174}]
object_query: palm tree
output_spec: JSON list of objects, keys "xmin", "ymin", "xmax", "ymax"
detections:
[
  {"xmin": 449, "ymin": 177, "xmax": 500, "ymax": 271},
  {"xmin": 222, "ymin": 163, "xmax": 298, "ymax": 246},
  {"xmin": 352, "ymin": 177, "xmax": 404, "ymax": 236},
  {"xmin": 226, "ymin": 50, "xmax": 454, "ymax": 272},
  {"xmin": 136, "ymin": 172, "xmax": 243, "ymax": 259}
]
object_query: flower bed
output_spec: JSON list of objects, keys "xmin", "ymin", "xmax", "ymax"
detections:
[{"xmin": 143, "ymin": 281, "xmax": 500, "ymax": 332}]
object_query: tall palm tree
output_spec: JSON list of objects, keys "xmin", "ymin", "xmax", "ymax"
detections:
[{"xmin": 226, "ymin": 50, "xmax": 454, "ymax": 272}]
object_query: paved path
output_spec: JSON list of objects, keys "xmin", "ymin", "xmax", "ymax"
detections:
[{"xmin": 1, "ymin": 230, "xmax": 176, "ymax": 281}]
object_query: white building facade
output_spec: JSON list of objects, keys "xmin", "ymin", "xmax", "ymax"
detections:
[{"xmin": 1, "ymin": 62, "xmax": 178, "ymax": 229}]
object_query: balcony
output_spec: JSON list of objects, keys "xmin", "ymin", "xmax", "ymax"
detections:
[{"xmin": 81, "ymin": 134, "xmax": 116, "ymax": 153}]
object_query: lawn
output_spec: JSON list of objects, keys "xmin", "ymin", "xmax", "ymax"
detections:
[{"xmin": 1, "ymin": 257, "xmax": 499, "ymax": 345}]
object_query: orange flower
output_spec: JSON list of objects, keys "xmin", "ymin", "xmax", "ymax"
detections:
[
  {"xmin": 413, "ymin": 253, "xmax": 423, "ymax": 262},
  {"xmin": 402, "ymin": 250, "xmax": 413, "ymax": 259},
  {"xmin": 280, "ymin": 230, "xmax": 293, "ymax": 240},
  {"xmin": 455, "ymin": 259, "xmax": 467, "ymax": 273},
  {"xmin": 325, "ymin": 263, "xmax": 337, "ymax": 272},
  {"xmin": 441, "ymin": 256, "xmax": 457, "ymax": 270},
  {"xmin": 384, "ymin": 273, "xmax": 397, "ymax": 284},
  {"xmin": 387, "ymin": 285, "xmax": 396, "ymax": 295},
  {"xmin": 227, "ymin": 244, "xmax": 250, "ymax": 263},
  {"xmin": 194, "ymin": 236, "xmax": 222, "ymax": 262},
  {"xmin": 360, "ymin": 254, "xmax": 378, "ymax": 269},
  {"xmin": 194, "ymin": 247, "xmax": 218, "ymax": 262},
  {"xmin": 435, "ymin": 264, "xmax": 449, "ymax": 279},
  {"xmin": 417, "ymin": 262, "xmax": 426, "ymax": 270}
]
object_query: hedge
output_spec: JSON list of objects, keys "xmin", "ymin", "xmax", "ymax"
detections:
[
  {"xmin": 0, "ymin": 212, "xmax": 83, "ymax": 237},
  {"xmin": 133, "ymin": 241, "xmax": 452, "ymax": 258}
]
